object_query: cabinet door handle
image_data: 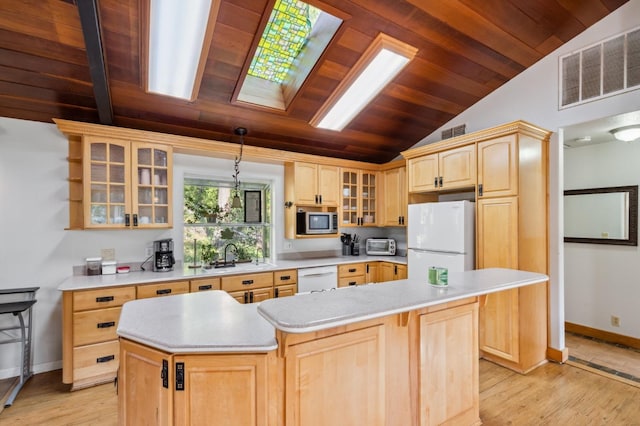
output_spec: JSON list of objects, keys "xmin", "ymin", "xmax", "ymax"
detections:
[
  {"xmin": 366, "ymin": 264, "xmax": 369, "ymax": 273},
  {"xmin": 198, "ymin": 284, "xmax": 212, "ymax": 291},
  {"xmin": 394, "ymin": 265, "xmax": 398, "ymax": 275},
  {"xmin": 478, "ymin": 183, "xmax": 483, "ymax": 196},
  {"xmin": 280, "ymin": 275, "xmax": 290, "ymax": 281},
  {"xmin": 439, "ymin": 176, "xmax": 443, "ymax": 187},
  {"xmin": 244, "ymin": 292, "xmax": 248, "ymax": 303},
  {"xmin": 97, "ymin": 321, "xmax": 115, "ymax": 329},
  {"xmin": 315, "ymin": 195, "xmax": 319, "ymax": 204},
  {"xmin": 125, "ymin": 214, "xmax": 130, "ymax": 227},
  {"xmin": 242, "ymin": 279, "xmax": 254, "ymax": 285},
  {"xmin": 96, "ymin": 355, "xmax": 115, "ymax": 363},
  {"xmin": 434, "ymin": 177, "xmax": 438, "ymax": 187},
  {"xmin": 275, "ymin": 288, "xmax": 280, "ymax": 298},
  {"xmin": 96, "ymin": 296, "xmax": 114, "ymax": 303},
  {"xmin": 348, "ymin": 268, "xmax": 356, "ymax": 273},
  {"xmin": 319, "ymin": 195, "xmax": 323, "ymax": 204},
  {"xmin": 133, "ymin": 214, "xmax": 138, "ymax": 227},
  {"xmin": 156, "ymin": 288, "xmax": 172, "ymax": 295},
  {"xmin": 249, "ymin": 291, "xmax": 254, "ymax": 303}
]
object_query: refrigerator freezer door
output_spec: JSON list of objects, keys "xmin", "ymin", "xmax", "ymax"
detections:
[
  {"xmin": 408, "ymin": 249, "xmax": 474, "ymax": 281},
  {"xmin": 407, "ymin": 201, "xmax": 475, "ymax": 254}
]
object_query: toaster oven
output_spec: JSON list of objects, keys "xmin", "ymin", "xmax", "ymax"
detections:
[{"xmin": 365, "ymin": 238, "xmax": 396, "ymax": 256}]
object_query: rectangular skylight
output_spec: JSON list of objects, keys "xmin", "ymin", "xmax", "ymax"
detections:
[
  {"xmin": 311, "ymin": 34, "xmax": 417, "ymax": 131},
  {"xmin": 147, "ymin": 0, "xmax": 216, "ymax": 100}
]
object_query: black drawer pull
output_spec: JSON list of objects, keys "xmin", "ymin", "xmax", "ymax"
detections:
[
  {"xmin": 156, "ymin": 289, "xmax": 172, "ymax": 295},
  {"xmin": 275, "ymin": 288, "xmax": 280, "ymax": 298},
  {"xmin": 242, "ymin": 279, "xmax": 254, "ymax": 285},
  {"xmin": 97, "ymin": 321, "xmax": 115, "ymax": 329},
  {"xmin": 348, "ymin": 268, "xmax": 356, "ymax": 273},
  {"xmin": 198, "ymin": 284, "xmax": 212, "ymax": 291},
  {"xmin": 280, "ymin": 275, "xmax": 291, "ymax": 281},
  {"xmin": 96, "ymin": 296, "xmax": 114, "ymax": 303},
  {"xmin": 96, "ymin": 355, "xmax": 115, "ymax": 363},
  {"xmin": 349, "ymin": 281, "xmax": 357, "ymax": 286},
  {"xmin": 244, "ymin": 292, "xmax": 249, "ymax": 304},
  {"xmin": 249, "ymin": 291, "xmax": 254, "ymax": 303}
]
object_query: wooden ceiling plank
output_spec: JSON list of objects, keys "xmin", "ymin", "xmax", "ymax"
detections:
[
  {"xmin": 407, "ymin": 0, "xmax": 543, "ymax": 67},
  {"xmin": 0, "ymin": 65, "xmax": 94, "ymax": 97},
  {"xmin": 0, "ymin": 28, "xmax": 88, "ymax": 67}
]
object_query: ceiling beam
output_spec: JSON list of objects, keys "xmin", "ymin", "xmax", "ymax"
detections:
[{"xmin": 77, "ymin": 0, "xmax": 113, "ymax": 124}]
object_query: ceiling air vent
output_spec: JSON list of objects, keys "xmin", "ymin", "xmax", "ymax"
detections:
[
  {"xmin": 560, "ymin": 26, "xmax": 640, "ymax": 109},
  {"xmin": 441, "ymin": 124, "xmax": 466, "ymax": 140}
]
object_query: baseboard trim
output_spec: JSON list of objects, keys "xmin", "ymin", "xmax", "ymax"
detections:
[
  {"xmin": 547, "ymin": 346, "xmax": 569, "ymax": 363},
  {"xmin": 565, "ymin": 322, "xmax": 640, "ymax": 350}
]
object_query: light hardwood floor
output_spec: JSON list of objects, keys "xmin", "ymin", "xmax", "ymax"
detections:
[
  {"xmin": 1, "ymin": 360, "xmax": 639, "ymax": 425},
  {"xmin": 566, "ymin": 332, "xmax": 640, "ymax": 380}
]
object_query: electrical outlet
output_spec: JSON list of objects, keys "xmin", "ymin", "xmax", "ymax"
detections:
[
  {"xmin": 284, "ymin": 242, "xmax": 293, "ymax": 250},
  {"xmin": 145, "ymin": 247, "xmax": 153, "ymax": 257},
  {"xmin": 611, "ymin": 315, "xmax": 621, "ymax": 327}
]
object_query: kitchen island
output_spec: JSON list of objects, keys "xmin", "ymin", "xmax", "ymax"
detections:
[{"xmin": 117, "ymin": 268, "xmax": 547, "ymax": 425}]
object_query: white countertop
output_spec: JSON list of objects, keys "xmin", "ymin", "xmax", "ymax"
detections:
[
  {"xmin": 58, "ymin": 255, "xmax": 406, "ymax": 291},
  {"xmin": 117, "ymin": 290, "xmax": 278, "ymax": 353},
  {"xmin": 116, "ymin": 268, "xmax": 547, "ymax": 353}
]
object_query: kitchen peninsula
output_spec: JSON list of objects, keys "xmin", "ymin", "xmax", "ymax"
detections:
[{"xmin": 116, "ymin": 268, "xmax": 547, "ymax": 425}]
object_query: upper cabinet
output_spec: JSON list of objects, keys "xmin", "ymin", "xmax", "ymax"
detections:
[
  {"xmin": 407, "ymin": 144, "xmax": 475, "ymax": 193},
  {"xmin": 381, "ymin": 165, "xmax": 406, "ymax": 226},
  {"xmin": 71, "ymin": 136, "xmax": 172, "ymax": 230},
  {"xmin": 288, "ymin": 162, "xmax": 340, "ymax": 206},
  {"xmin": 340, "ymin": 169, "xmax": 377, "ymax": 227},
  {"xmin": 477, "ymin": 135, "xmax": 518, "ymax": 198}
]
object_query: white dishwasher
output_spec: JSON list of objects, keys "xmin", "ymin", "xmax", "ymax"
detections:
[{"xmin": 297, "ymin": 265, "xmax": 338, "ymax": 294}]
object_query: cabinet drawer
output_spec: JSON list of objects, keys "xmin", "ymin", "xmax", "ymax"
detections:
[
  {"xmin": 221, "ymin": 272, "xmax": 273, "ymax": 293},
  {"xmin": 73, "ymin": 286, "xmax": 136, "ymax": 312},
  {"xmin": 137, "ymin": 280, "xmax": 190, "ymax": 299},
  {"xmin": 338, "ymin": 264, "xmax": 365, "ymax": 278},
  {"xmin": 73, "ymin": 340, "xmax": 119, "ymax": 382},
  {"xmin": 339, "ymin": 275, "xmax": 366, "ymax": 287},
  {"xmin": 73, "ymin": 307, "xmax": 121, "ymax": 346},
  {"xmin": 190, "ymin": 278, "xmax": 221, "ymax": 292},
  {"xmin": 274, "ymin": 269, "xmax": 297, "ymax": 285}
]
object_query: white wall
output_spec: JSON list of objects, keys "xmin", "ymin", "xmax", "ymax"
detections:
[
  {"xmin": 564, "ymin": 140, "xmax": 640, "ymax": 338},
  {"xmin": 408, "ymin": 0, "xmax": 640, "ymax": 350}
]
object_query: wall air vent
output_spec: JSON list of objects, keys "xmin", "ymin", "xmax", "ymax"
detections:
[
  {"xmin": 441, "ymin": 124, "xmax": 466, "ymax": 140},
  {"xmin": 560, "ymin": 26, "xmax": 640, "ymax": 109}
]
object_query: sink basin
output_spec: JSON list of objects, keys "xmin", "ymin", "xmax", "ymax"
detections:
[{"xmin": 199, "ymin": 262, "xmax": 277, "ymax": 274}]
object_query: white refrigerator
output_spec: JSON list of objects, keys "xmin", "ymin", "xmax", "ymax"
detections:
[{"xmin": 407, "ymin": 201, "xmax": 475, "ymax": 281}]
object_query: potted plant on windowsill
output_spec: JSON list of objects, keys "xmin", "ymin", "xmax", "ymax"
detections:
[
  {"xmin": 204, "ymin": 205, "xmax": 222, "ymax": 223},
  {"xmin": 201, "ymin": 243, "xmax": 218, "ymax": 268}
]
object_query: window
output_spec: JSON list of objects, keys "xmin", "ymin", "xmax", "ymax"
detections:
[{"xmin": 183, "ymin": 177, "xmax": 271, "ymax": 267}]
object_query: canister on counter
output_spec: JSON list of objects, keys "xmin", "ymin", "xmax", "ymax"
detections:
[
  {"xmin": 86, "ymin": 257, "xmax": 102, "ymax": 275},
  {"xmin": 428, "ymin": 267, "xmax": 438, "ymax": 284},
  {"xmin": 428, "ymin": 266, "xmax": 448, "ymax": 286}
]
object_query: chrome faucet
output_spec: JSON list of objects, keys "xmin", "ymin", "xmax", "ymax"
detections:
[{"xmin": 215, "ymin": 243, "xmax": 238, "ymax": 268}]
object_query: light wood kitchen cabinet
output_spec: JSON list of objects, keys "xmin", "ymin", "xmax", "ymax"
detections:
[
  {"xmin": 285, "ymin": 162, "xmax": 339, "ymax": 206},
  {"xmin": 379, "ymin": 262, "xmax": 407, "ymax": 282},
  {"xmin": 189, "ymin": 277, "xmax": 221, "ymax": 292},
  {"xmin": 284, "ymin": 324, "xmax": 386, "ymax": 425},
  {"xmin": 222, "ymin": 272, "xmax": 274, "ymax": 304},
  {"xmin": 119, "ymin": 339, "xmax": 171, "ymax": 426},
  {"xmin": 137, "ymin": 280, "xmax": 190, "ymax": 299},
  {"xmin": 63, "ymin": 285, "xmax": 135, "ymax": 389},
  {"xmin": 340, "ymin": 169, "xmax": 378, "ymax": 227},
  {"xmin": 71, "ymin": 136, "xmax": 172, "ymax": 229},
  {"xmin": 274, "ymin": 269, "xmax": 297, "ymax": 298},
  {"xmin": 407, "ymin": 144, "xmax": 475, "ymax": 193},
  {"xmin": 338, "ymin": 263, "xmax": 366, "ymax": 287},
  {"xmin": 476, "ymin": 123, "xmax": 550, "ymax": 373},
  {"xmin": 477, "ymin": 134, "xmax": 518, "ymax": 198},
  {"xmin": 381, "ymin": 165, "xmax": 407, "ymax": 226},
  {"xmin": 365, "ymin": 262, "xmax": 378, "ymax": 283},
  {"xmin": 418, "ymin": 301, "xmax": 479, "ymax": 425}
]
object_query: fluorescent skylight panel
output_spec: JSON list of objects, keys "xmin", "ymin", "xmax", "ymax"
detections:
[
  {"xmin": 148, "ymin": 0, "xmax": 213, "ymax": 100},
  {"xmin": 316, "ymin": 49, "xmax": 411, "ymax": 131}
]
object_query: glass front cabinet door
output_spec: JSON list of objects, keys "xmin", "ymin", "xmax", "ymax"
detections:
[{"xmin": 83, "ymin": 136, "xmax": 172, "ymax": 229}]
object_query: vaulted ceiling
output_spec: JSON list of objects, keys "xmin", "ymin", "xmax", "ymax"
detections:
[{"xmin": 0, "ymin": 0, "xmax": 628, "ymax": 163}]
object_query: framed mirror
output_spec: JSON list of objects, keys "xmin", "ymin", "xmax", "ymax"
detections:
[{"xmin": 564, "ymin": 185, "xmax": 638, "ymax": 246}]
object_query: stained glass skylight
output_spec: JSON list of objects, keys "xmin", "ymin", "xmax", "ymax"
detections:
[{"xmin": 248, "ymin": 0, "xmax": 321, "ymax": 84}]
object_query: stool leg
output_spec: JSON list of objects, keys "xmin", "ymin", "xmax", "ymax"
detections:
[{"xmin": 5, "ymin": 311, "xmax": 29, "ymax": 407}]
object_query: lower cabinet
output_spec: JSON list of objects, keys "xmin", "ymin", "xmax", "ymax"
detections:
[
  {"xmin": 338, "ymin": 263, "xmax": 366, "ymax": 287},
  {"xmin": 274, "ymin": 269, "xmax": 298, "ymax": 298},
  {"xmin": 379, "ymin": 262, "xmax": 407, "ymax": 282},
  {"xmin": 222, "ymin": 272, "xmax": 274, "ymax": 304},
  {"xmin": 189, "ymin": 277, "xmax": 221, "ymax": 292},
  {"xmin": 137, "ymin": 280, "xmax": 190, "ymax": 299},
  {"xmin": 118, "ymin": 297, "xmax": 479, "ymax": 425}
]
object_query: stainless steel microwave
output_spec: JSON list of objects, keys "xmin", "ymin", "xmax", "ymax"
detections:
[
  {"xmin": 365, "ymin": 238, "xmax": 397, "ymax": 256},
  {"xmin": 296, "ymin": 211, "xmax": 338, "ymax": 235}
]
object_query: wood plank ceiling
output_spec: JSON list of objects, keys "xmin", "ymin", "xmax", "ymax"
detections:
[{"xmin": 0, "ymin": 0, "xmax": 628, "ymax": 163}]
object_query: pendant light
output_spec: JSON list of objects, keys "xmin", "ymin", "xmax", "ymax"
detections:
[{"xmin": 231, "ymin": 127, "xmax": 247, "ymax": 208}]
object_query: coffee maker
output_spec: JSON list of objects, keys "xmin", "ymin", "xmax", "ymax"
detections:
[{"xmin": 153, "ymin": 239, "xmax": 175, "ymax": 272}]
